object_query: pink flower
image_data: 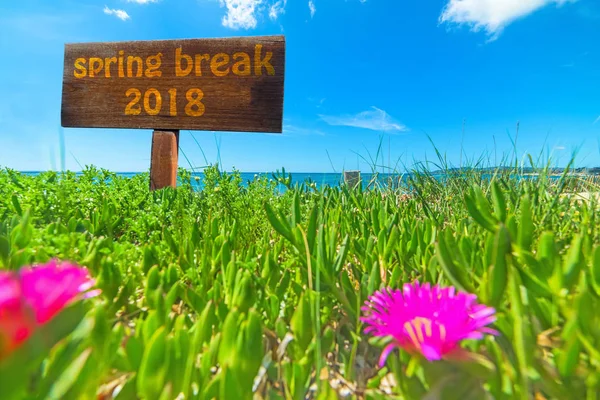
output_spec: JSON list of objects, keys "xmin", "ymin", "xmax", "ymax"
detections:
[
  {"xmin": 19, "ymin": 260, "xmax": 100, "ymax": 324},
  {"xmin": 361, "ymin": 281, "xmax": 497, "ymax": 366},
  {"xmin": 0, "ymin": 261, "xmax": 99, "ymax": 359},
  {"xmin": 0, "ymin": 272, "xmax": 34, "ymax": 358}
]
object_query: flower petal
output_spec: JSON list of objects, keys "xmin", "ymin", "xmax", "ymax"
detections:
[{"xmin": 378, "ymin": 342, "xmax": 398, "ymax": 367}]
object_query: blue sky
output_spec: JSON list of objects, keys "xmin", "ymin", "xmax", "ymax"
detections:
[{"xmin": 0, "ymin": 0, "xmax": 599, "ymax": 172}]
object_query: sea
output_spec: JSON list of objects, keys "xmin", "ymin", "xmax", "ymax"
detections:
[
  {"xmin": 19, "ymin": 171, "xmax": 412, "ymax": 192},
  {"xmin": 17, "ymin": 170, "xmax": 576, "ymax": 192}
]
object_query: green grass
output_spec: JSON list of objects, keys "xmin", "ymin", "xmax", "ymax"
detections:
[{"xmin": 1, "ymin": 161, "xmax": 600, "ymax": 399}]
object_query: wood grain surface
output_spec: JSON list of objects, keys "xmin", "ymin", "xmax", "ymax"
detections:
[
  {"xmin": 61, "ymin": 35, "xmax": 285, "ymax": 133},
  {"xmin": 150, "ymin": 130, "xmax": 179, "ymax": 190}
]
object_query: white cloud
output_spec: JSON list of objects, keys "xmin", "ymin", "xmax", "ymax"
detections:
[
  {"xmin": 269, "ymin": 0, "xmax": 286, "ymax": 20},
  {"xmin": 319, "ymin": 107, "xmax": 408, "ymax": 132},
  {"xmin": 309, "ymin": 0, "xmax": 316, "ymax": 18},
  {"xmin": 126, "ymin": 0, "xmax": 158, "ymax": 3},
  {"xmin": 103, "ymin": 6, "xmax": 131, "ymax": 21},
  {"xmin": 219, "ymin": 0, "xmax": 262, "ymax": 29},
  {"xmin": 439, "ymin": 0, "xmax": 577, "ymax": 38},
  {"xmin": 216, "ymin": 0, "xmax": 290, "ymax": 29},
  {"xmin": 593, "ymin": 116, "xmax": 600, "ymax": 125}
]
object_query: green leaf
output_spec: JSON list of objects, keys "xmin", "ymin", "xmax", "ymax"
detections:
[
  {"xmin": 307, "ymin": 204, "xmax": 319, "ymax": 252},
  {"xmin": 290, "ymin": 292, "xmax": 313, "ymax": 352},
  {"xmin": 465, "ymin": 187, "xmax": 497, "ymax": 233},
  {"xmin": 0, "ymin": 235, "xmax": 10, "ymax": 265},
  {"xmin": 232, "ymin": 272, "xmax": 255, "ymax": 314},
  {"xmin": 137, "ymin": 327, "xmax": 170, "ymax": 400},
  {"xmin": 332, "ymin": 235, "xmax": 349, "ymax": 275},
  {"xmin": 491, "ymin": 181, "xmax": 507, "ymax": 222},
  {"xmin": 125, "ymin": 335, "xmax": 144, "ymax": 372},
  {"xmin": 228, "ymin": 219, "xmax": 238, "ymax": 245},
  {"xmin": 90, "ymin": 304, "xmax": 111, "ymax": 355},
  {"xmin": 557, "ymin": 318, "xmax": 581, "ymax": 378},
  {"xmin": 11, "ymin": 194, "xmax": 23, "ymax": 217},
  {"xmin": 221, "ymin": 240, "xmax": 232, "ymax": 272},
  {"xmin": 218, "ymin": 309, "xmax": 242, "ymax": 368},
  {"xmin": 201, "ymin": 333, "xmax": 222, "ymax": 380},
  {"xmin": 508, "ymin": 271, "xmax": 530, "ymax": 400},
  {"xmin": 489, "ymin": 225, "xmax": 510, "ymax": 307},
  {"xmin": 485, "ymin": 337, "xmax": 504, "ymax": 398},
  {"xmin": 47, "ymin": 348, "xmax": 93, "ymax": 399},
  {"xmin": 158, "ymin": 383, "xmax": 173, "ymax": 400},
  {"xmin": 518, "ymin": 196, "xmax": 534, "ymax": 251},
  {"xmin": 576, "ymin": 290, "xmax": 595, "ymax": 335},
  {"xmin": 264, "ymin": 202, "xmax": 295, "ymax": 244},
  {"xmin": 185, "ymin": 287, "xmax": 206, "ymax": 315},
  {"xmin": 201, "ymin": 374, "xmax": 221, "ymax": 400},
  {"xmin": 146, "ymin": 265, "xmax": 161, "ymax": 290},
  {"xmin": 590, "ymin": 246, "xmax": 600, "ymax": 296},
  {"xmin": 165, "ymin": 264, "xmax": 179, "ymax": 287},
  {"xmin": 220, "ymin": 365, "xmax": 247, "ymax": 400},
  {"xmin": 142, "ymin": 245, "xmax": 158, "ymax": 274},
  {"xmin": 291, "ymin": 192, "xmax": 301, "ymax": 227},
  {"xmin": 436, "ymin": 232, "xmax": 474, "ymax": 293},
  {"xmin": 11, "ymin": 209, "xmax": 32, "ymax": 250},
  {"xmin": 383, "ymin": 225, "xmax": 400, "ymax": 260},
  {"xmin": 514, "ymin": 264, "xmax": 553, "ymax": 298},
  {"xmin": 537, "ymin": 231, "xmax": 559, "ymax": 283},
  {"xmin": 193, "ymin": 300, "xmax": 217, "ymax": 350},
  {"xmin": 235, "ymin": 310, "xmax": 264, "ymax": 390},
  {"xmin": 506, "ymin": 214, "xmax": 518, "ymax": 240},
  {"xmin": 563, "ymin": 234, "xmax": 584, "ymax": 290},
  {"xmin": 165, "ymin": 283, "xmax": 181, "ymax": 316},
  {"xmin": 113, "ymin": 375, "xmax": 137, "ymax": 400}
]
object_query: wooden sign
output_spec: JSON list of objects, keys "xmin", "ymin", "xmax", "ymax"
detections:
[
  {"xmin": 60, "ymin": 35, "xmax": 285, "ymax": 189},
  {"xmin": 61, "ymin": 35, "xmax": 285, "ymax": 132}
]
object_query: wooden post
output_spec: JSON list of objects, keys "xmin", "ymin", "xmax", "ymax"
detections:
[
  {"xmin": 344, "ymin": 170, "xmax": 361, "ymax": 189},
  {"xmin": 150, "ymin": 130, "xmax": 179, "ymax": 190}
]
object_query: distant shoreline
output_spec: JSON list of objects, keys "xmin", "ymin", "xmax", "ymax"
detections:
[{"xmin": 9, "ymin": 168, "xmax": 600, "ymax": 176}]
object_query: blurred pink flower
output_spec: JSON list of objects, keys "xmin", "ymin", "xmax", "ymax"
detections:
[
  {"xmin": 19, "ymin": 260, "xmax": 100, "ymax": 324},
  {"xmin": 361, "ymin": 281, "xmax": 497, "ymax": 366},
  {"xmin": 0, "ymin": 272, "xmax": 34, "ymax": 359},
  {"xmin": 0, "ymin": 261, "xmax": 99, "ymax": 359}
]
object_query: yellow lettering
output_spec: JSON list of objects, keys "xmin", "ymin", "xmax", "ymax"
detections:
[
  {"xmin": 176, "ymin": 47, "xmax": 193, "ymax": 77},
  {"xmin": 185, "ymin": 88, "xmax": 205, "ymax": 117},
  {"xmin": 210, "ymin": 53, "xmax": 230, "ymax": 77},
  {"xmin": 143, "ymin": 88, "xmax": 162, "ymax": 115},
  {"xmin": 127, "ymin": 56, "xmax": 143, "ymax": 78},
  {"xmin": 104, "ymin": 57, "xmax": 117, "ymax": 78},
  {"xmin": 125, "ymin": 88, "xmax": 141, "ymax": 115},
  {"xmin": 232, "ymin": 52, "xmax": 251, "ymax": 76},
  {"xmin": 74, "ymin": 58, "xmax": 87, "ymax": 78},
  {"xmin": 89, "ymin": 58, "xmax": 103, "ymax": 78},
  {"xmin": 118, "ymin": 50, "xmax": 125, "ymax": 78},
  {"xmin": 168, "ymin": 88, "xmax": 177, "ymax": 116},
  {"xmin": 145, "ymin": 53, "xmax": 163, "ymax": 78},
  {"xmin": 254, "ymin": 44, "xmax": 274, "ymax": 76},
  {"xmin": 194, "ymin": 54, "xmax": 210, "ymax": 76}
]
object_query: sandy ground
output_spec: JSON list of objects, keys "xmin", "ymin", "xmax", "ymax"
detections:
[{"xmin": 560, "ymin": 192, "xmax": 600, "ymax": 203}]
